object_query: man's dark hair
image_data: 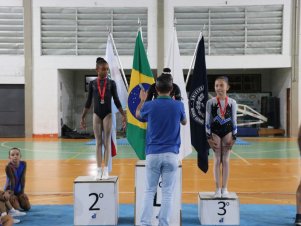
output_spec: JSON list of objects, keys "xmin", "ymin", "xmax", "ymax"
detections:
[{"xmin": 156, "ymin": 69, "xmax": 173, "ymax": 93}]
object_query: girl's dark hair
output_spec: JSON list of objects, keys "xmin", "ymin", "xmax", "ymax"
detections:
[
  {"xmin": 215, "ymin": 76, "xmax": 229, "ymax": 84},
  {"xmin": 160, "ymin": 68, "xmax": 173, "ymax": 80},
  {"xmin": 96, "ymin": 57, "xmax": 108, "ymax": 66},
  {"xmin": 162, "ymin": 67, "xmax": 171, "ymax": 75},
  {"xmin": 156, "ymin": 68, "xmax": 173, "ymax": 93},
  {"xmin": 9, "ymin": 147, "xmax": 21, "ymax": 156}
]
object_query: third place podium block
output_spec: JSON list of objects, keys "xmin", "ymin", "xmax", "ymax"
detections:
[
  {"xmin": 198, "ymin": 192, "xmax": 240, "ymax": 225},
  {"xmin": 135, "ymin": 160, "xmax": 182, "ymax": 226},
  {"xmin": 74, "ymin": 176, "xmax": 119, "ymax": 226}
]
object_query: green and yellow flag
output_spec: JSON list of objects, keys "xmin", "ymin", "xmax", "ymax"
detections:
[{"xmin": 126, "ymin": 31, "xmax": 154, "ymax": 160}]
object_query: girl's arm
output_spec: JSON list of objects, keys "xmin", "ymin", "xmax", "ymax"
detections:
[
  {"xmin": 20, "ymin": 162, "xmax": 27, "ymax": 194},
  {"xmin": 84, "ymin": 81, "xmax": 93, "ymax": 109},
  {"xmin": 5, "ymin": 165, "xmax": 15, "ymax": 193},
  {"xmin": 205, "ymin": 100, "xmax": 212, "ymax": 138},
  {"xmin": 231, "ymin": 99, "xmax": 238, "ymax": 139},
  {"xmin": 146, "ymin": 83, "xmax": 155, "ymax": 101},
  {"xmin": 111, "ymin": 80, "xmax": 126, "ymax": 128},
  {"xmin": 173, "ymin": 84, "xmax": 182, "ymax": 101},
  {"xmin": 111, "ymin": 80, "xmax": 122, "ymax": 109}
]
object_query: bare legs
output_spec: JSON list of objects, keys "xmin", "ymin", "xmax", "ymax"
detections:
[
  {"xmin": 212, "ymin": 132, "xmax": 233, "ymax": 198},
  {"xmin": 102, "ymin": 113, "xmax": 112, "ymax": 167},
  {"xmin": 212, "ymin": 134, "xmax": 222, "ymax": 191},
  {"xmin": 93, "ymin": 113, "xmax": 112, "ymax": 179}
]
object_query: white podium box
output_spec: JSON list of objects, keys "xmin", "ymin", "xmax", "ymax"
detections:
[
  {"xmin": 198, "ymin": 192, "xmax": 240, "ymax": 225},
  {"xmin": 74, "ymin": 176, "xmax": 119, "ymax": 226},
  {"xmin": 135, "ymin": 160, "xmax": 182, "ymax": 226}
]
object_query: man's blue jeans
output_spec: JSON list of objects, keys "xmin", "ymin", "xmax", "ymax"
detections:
[{"xmin": 140, "ymin": 152, "xmax": 178, "ymax": 226}]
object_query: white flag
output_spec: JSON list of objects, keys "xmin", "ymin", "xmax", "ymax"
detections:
[
  {"xmin": 105, "ymin": 34, "xmax": 128, "ymax": 171},
  {"xmin": 105, "ymin": 34, "xmax": 128, "ymax": 111},
  {"xmin": 166, "ymin": 28, "xmax": 192, "ymax": 160}
]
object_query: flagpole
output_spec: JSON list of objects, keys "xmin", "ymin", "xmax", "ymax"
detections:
[
  {"xmin": 138, "ymin": 18, "xmax": 143, "ymax": 42},
  {"xmin": 108, "ymin": 32, "xmax": 129, "ymax": 90},
  {"xmin": 186, "ymin": 30, "xmax": 203, "ymax": 87},
  {"xmin": 170, "ymin": 18, "xmax": 177, "ymax": 71}
]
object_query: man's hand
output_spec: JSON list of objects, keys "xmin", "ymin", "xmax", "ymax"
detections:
[
  {"xmin": 136, "ymin": 90, "xmax": 147, "ymax": 118},
  {"xmin": 139, "ymin": 89, "xmax": 147, "ymax": 102}
]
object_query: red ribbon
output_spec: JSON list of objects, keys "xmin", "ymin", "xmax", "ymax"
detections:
[
  {"xmin": 97, "ymin": 77, "xmax": 107, "ymax": 103},
  {"xmin": 217, "ymin": 96, "xmax": 228, "ymax": 119}
]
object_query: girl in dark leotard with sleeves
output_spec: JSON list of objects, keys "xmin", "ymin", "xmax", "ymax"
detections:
[{"xmin": 80, "ymin": 57, "xmax": 126, "ymax": 180}]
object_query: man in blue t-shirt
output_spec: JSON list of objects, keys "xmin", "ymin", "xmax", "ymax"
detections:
[{"xmin": 136, "ymin": 71, "xmax": 187, "ymax": 226}]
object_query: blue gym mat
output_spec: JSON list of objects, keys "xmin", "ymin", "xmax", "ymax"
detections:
[
  {"xmin": 235, "ymin": 138, "xmax": 251, "ymax": 145},
  {"xmin": 16, "ymin": 204, "xmax": 294, "ymax": 226},
  {"xmin": 85, "ymin": 138, "xmax": 129, "ymax": 145}
]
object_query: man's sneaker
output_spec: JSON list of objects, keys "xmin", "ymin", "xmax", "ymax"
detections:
[
  {"xmin": 13, "ymin": 218, "xmax": 21, "ymax": 224},
  {"xmin": 221, "ymin": 188, "xmax": 230, "ymax": 198},
  {"xmin": 213, "ymin": 188, "xmax": 221, "ymax": 198},
  {"xmin": 295, "ymin": 215, "xmax": 301, "ymax": 225},
  {"xmin": 102, "ymin": 167, "xmax": 109, "ymax": 180},
  {"xmin": 9, "ymin": 209, "xmax": 26, "ymax": 217}
]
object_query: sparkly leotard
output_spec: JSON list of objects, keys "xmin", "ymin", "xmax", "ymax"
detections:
[{"xmin": 205, "ymin": 97, "xmax": 237, "ymax": 138}]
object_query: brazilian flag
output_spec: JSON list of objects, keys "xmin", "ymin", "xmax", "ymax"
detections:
[{"xmin": 126, "ymin": 31, "xmax": 154, "ymax": 160}]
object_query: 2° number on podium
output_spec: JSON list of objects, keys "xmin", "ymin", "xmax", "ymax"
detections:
[{"xmin": 89, "ymin": 193, "xmax": 104, "ymax": 211}]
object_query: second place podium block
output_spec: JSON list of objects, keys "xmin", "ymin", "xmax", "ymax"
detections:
[{"xmin": 74, "ymin": 176, "xmax": 119, "ymax": 226}]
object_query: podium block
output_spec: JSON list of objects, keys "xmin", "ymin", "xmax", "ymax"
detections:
[
  {"xmin": 74, "ymin": 176, "xmax": 119, "ymax": 225},
  {"xmin": 198, "ymin": 192, "xmax": 240, "ymax": 225},
  {"xmin": 135, "ymin": 160, "xmax": 182, "ymax": 226}
]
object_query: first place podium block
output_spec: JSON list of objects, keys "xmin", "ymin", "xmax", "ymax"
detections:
[
  {"xmin": 135, "ymin": 160, "xmax": 182, "ymax": 226},
  {"xmin": 74, "ymin": 176, "xmax": 119, "ymax": 226},
  {"xmin": 198, "ymin": 192, "xmax": 240, "ymax": 225}
]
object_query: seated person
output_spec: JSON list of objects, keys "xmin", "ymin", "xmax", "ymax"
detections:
[{"xmin": 4, "ymin": 148, "xmax": 31, "ymax": 211}]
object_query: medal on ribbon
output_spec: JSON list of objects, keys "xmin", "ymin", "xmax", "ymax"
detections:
[
  {"xmin": 97, "ymin": 77, "xmax": 107, "ymax": 104},
  {"xmin": 217, "ymin": 96, "xmax": 228, "ymax": 120}
]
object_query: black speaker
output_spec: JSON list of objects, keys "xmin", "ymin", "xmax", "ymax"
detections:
[{"xmin": 261, "ymin": 96, "xmax": 280, "ymax": 129}]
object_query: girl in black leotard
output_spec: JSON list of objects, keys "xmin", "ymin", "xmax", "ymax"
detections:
[
  {"xmin": 205, "ymin": 76, "xmax": 237, "ymax": 198},
  {"xmin": 80, "ymin": 57, "xmax": 126, "ymax": 180},
  {"xmin": 146, "ymin": 68, "xmax": 182, "ymax": 101}
]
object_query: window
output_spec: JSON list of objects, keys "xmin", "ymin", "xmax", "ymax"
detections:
[
  {"xmin": 41, "ymin": 7, "xmax": 148, "ymax": 55},
  {"xmin": 208, "ymin": 74, "xmax": 261, "ymax": 92}
]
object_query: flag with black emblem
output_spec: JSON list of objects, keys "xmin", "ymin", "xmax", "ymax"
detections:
[{"xmin": 188, "ymin": 36, "xmax": 209, "ymax": 173}]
